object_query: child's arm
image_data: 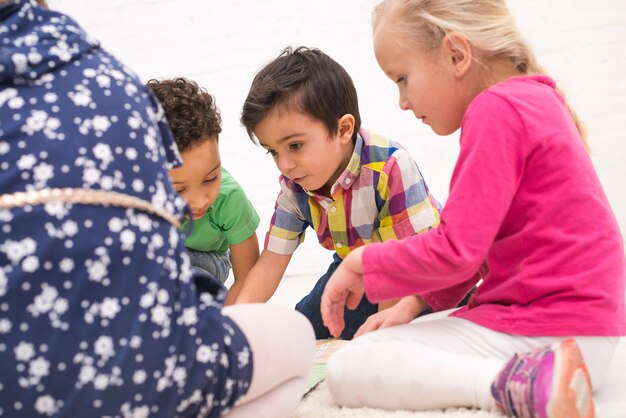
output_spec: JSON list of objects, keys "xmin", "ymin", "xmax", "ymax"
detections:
[
  {"xmin": 374, "ymin": 148, "xmax": 440, "ymax": 313},
  {"xmin": 225, "ymin": 233, "xmax": 260, "ymax": 305},
  {"xmin": 354, "ymin": 295, "xmax": 429, "ymax": 337},
  {"xmin": 378, "ymin": 298, "xmax": 402, "ymax": 311},
  {"xmin": 235, "ymin": 249, "xmax": 292, "ymax": 304}
]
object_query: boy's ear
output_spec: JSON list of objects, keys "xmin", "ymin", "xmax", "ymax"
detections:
[
  {"xmin": 337, "ymin": 114, "xmax": 355, "ymax": 144},
  {"xmin": 441, "ymin": 32, "xmax": 473, "ymax": 77}
]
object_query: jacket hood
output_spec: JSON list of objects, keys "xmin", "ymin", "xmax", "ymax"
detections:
[{"xmin": 0, "ymin": 0, "xmax": 99, "ymax": 84}]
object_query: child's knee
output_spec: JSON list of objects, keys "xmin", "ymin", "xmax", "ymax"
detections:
[{"xmin": 326, "ymin": 345, "xmax": 356, "ymax": 404}]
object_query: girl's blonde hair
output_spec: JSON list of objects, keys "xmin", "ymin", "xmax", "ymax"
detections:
[{"xmin": 372, "ymin": 0, "xmax": 588, "ymax": 146}]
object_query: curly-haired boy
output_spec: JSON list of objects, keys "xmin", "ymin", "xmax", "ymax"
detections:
[{"xmin": 147, "ymin": 78, "xmax": 260, "ymax": 305}]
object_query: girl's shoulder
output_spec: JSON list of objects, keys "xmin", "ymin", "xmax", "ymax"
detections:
[
  {"xmin": 482, "ymin": 75, "xmax": 557, "ymax": 104},
  {"xmin": 467, "ymin": 75, "xmax": 562, "ymax": 122}
]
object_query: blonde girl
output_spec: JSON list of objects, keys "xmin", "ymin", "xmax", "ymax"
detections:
[{"xmin": 320, "ymin": 1, "xmax": 625, "ymax": 417}]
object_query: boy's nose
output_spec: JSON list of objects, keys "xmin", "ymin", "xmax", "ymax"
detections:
[
  {"xmin": 277, "ymin": 156, "xmax": 296, "ymax": 173},
  {"xmin": 190, "ymin": 193, "xmax": 209, "ymax": 211}
]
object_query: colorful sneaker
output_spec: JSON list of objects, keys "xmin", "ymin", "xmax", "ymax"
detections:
[{"xmin": 490, "ymin": 338, "xmax": 594, "ymax": 418}]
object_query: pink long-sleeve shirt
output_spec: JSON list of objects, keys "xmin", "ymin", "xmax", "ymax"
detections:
[{"xmin": 363, "ymin": 76, "xmax": 626, "ymax": 336}]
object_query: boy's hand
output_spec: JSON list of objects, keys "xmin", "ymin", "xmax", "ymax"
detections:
[
  {"xmin": 226, "ymin": 234, "xmax": 260, "ymax": 305},
  {"xmin": 321, "ymin": 246, "xmax": 366, "ymax": 337},
  {"xmin": 354, "ymin": 295, "xmax": 427, "ymax": 337}
]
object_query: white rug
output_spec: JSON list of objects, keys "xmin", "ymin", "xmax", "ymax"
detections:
[
  {"xmin": 295, "ymin": 380, "xmax": 504, "ymax": 418},
  {"xmin": 295, "ymin": 338, "xmax": 626, "ymax": 418}
]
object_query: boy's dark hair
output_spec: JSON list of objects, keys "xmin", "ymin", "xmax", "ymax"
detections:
[
  {"xmin": 146, "ymin": 77, "xmax": 221, "ymax": 152},
  {"xmin": 240, "ymin": 46, "xmax": 361, "ymax": 143}
]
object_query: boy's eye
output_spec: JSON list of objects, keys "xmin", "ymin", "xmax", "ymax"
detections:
[
  {"xmin": 175, "ymin": 188, "xmax": 186, "ymax": 194},
  {"xmin": 203, "ymin": 177, "xmax": 218, "ymax": 183},
  {"xmin": 395, "ymin": 76, "xmax": 405, "ymax": 84},
  {"xmin": 266, "ymin": 149, "xmax": 277, "ymax": 157},
  {"xmin": 289, "ymin": 143, "xmax": 302, "ymax": 151}
]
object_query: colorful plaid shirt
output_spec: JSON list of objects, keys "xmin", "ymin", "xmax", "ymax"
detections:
[{"xmin": 264, "ymin": 129, "xmax": 441, "ymax": 258}]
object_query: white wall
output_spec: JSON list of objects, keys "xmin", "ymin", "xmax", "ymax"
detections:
[{"xmin": 51, "ymin": 0, "xmax": 626, "ymax": 287}]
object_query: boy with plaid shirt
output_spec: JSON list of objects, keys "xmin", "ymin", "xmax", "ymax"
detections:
[{"xmin": 236, "ymin": 47, "xmax": 441, "ymax": 339}]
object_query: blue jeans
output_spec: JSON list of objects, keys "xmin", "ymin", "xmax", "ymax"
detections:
[
  {"xmin": 187, "ymin": 248, "xmax": 231, "ymax": 284},
  {"xmin": 295, "ymin": 253, "xmax": 378, "ymax": 340},
  {"xmin": 191, "ymin": 266, "xmax": 227, "ymax": 299}
]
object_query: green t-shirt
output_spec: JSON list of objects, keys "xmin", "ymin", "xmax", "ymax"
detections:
[{"xmin": 182, "ymin": 168, "xmax": 260, "ymax": 254}]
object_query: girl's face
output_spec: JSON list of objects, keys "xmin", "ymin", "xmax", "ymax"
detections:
[{"xmin": 373, "ymin": 24, "xmax": 471, "ymax": 136}]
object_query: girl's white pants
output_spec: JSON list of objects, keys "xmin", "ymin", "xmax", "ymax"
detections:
[{"xmin": 326, "ymin": 308, "xmax": 619, "ymax": 411}]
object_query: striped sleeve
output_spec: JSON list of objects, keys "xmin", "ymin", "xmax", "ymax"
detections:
[
  {"xmin": 264, "ymin": 177, "xmax": 308, "ymax": 255},
  {"xmin": 376, "ymin": 148, "xmax": 440, "ymax": 241}
]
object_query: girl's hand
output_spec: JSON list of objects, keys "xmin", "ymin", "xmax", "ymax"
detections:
[
  {"xmin": 353, "ymin": 295, "xmax": 427, "ymax": 337},
  {"xmin": 321, "ymin": 246, "xmax": 366, "ymax": 337}
]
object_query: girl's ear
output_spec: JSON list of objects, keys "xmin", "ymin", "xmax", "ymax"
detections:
[
  {"xmin": 337, "ymin": 114, "xmax": 355, "ymax": 144},
  {"xmin": 442, "ymin": 32, "xmax": 473, "ymax": 77}
]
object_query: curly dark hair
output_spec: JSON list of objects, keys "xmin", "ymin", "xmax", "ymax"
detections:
[{"xmin": 146, "ymin": 78, "xmax": 222, "ymax": 152}]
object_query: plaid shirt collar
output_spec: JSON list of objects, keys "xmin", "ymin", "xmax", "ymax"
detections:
[{"xmin": 302, "ymin": 132, "xmax": 364, "ymax": 201}]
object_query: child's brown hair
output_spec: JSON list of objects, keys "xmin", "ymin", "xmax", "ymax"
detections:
[{"xmin": 147, "ymin": 77, "xmax": 222, "ymax": 152}]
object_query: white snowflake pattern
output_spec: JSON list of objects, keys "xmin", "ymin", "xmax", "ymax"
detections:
[
  {"xmin": 93, "ymin": 115, "xmax": 112, "ymax": 133},
  {"xmin": 132, "ymin": 370, "xmax": 147, "ymax": 385},
  {"xmin": 16, "ymin": 154, "xmax": 37, "ymax": 170},
  {"xmin": 11, "ymin": 52, "xmax": 28, "ymax": 74},
  {"xmin": 43, "ymin": 92, "xmax": 58, "ymax": 103},
  {"xmin": 49, "ymin": 40, "xmax": 73, "ymax": 62},
  {"xmin": 131, "ymin": 179, "xmax": 144, "ymax": 192},
  {"xmin": 69, "ymin": 84, "xmax": 92, "ymax": 107},
  {"xmin": 32, "ymin": 162, "xmax": 54, "ymax": 187},
  {"xmin": 237, "ymin": 346, "xmax": 251, "ymax": 368},
  {"xmin": 25, "ymin": 284, "xmax": 69, "ymax": 329},
  {"xmin": 99, "ymin": 297, "xmax": 121, "ymax": 319},
  {"xmin": 125, "ymin": 147, "xmax": 138, "ymax": 160},
  {"xmin": 81, "ymin": 166, "xmax": 100, "ymax": 185},
  {"xmin": 94, "ymin": 335, "xmax": 115, "ymax": 360},
  {"xmin": 29, "ymin": 356, "xmax": 50, "ymax": 381},
  {"xmin": 93, "ymin": 143, "xmax": 113, "ymax": 169},
  {"xmin": 132, "ymin": 214, "xmax": 153, "ymax": 232},
  {"xmin": 107, "ymin": 217, "xmax": 124, "ymax": 233},
  {"xmin": 21, "ymin": 110, "xmax": 49, "ymax": 135},
  {"xmin": 44, "ymin": 220, "xmax": 79, "ymax": 240},
  {"xmin": 0, "ymin": 141, "xmax": 10, "ymax": 154},
  {"xmin": 44, "ymin": 201, "xmax": 70, "ymax": 219},
  {"xmin": 129, "ymin": 336, "xmax": 142, "ymax": 349},
  {"xmin": 79, "ymin": 364, "xmax": 97, "ymax": 384},
  {"xmin": 119, "ymin": 229, "xmax": 136, "ymax": 251},
  {"xmin": 96, "ymin": 74, "xmax": 111, "ymax": 88},
  {"xmin": 77, "ymin": 115, "xmax": 112, "ymax": 137},
  {"xmin": 180, "ymin": 307, "xmax": 198, "ymax": 326},
  {"xmin": 8, "ymin": 96, "xmax": 25, "ymax": 109},
  {"xmin": 86, "ymin": 259, "xmax": 108, "ymax": 283},
  {"xmin": 59, "ymin": 257, "xmax": 75, "ymax": 273},
  {"xmin": 0, "ymin": 237, "xmax": 37, "ymax": 265},
  {"xmin": 124, "ymin": 83, "xmax": 138, "ymax": 97},
  {"xmin": 34, "ymin": 395, "xmax": 58, "ymax": 416},
  {"xmin": 14, "ymin": 341, "xmax": 36, "ymax": 362},
  {"xmin": 0, "ymin": 318, "xmax": 12, "ymax": 334},
  {"xmin": 21, "ymin": 255, "xmax": 40, "ymax": 273},
  {"xmin": 127, "ymin": 111, "xmax": 143, "ymax": 130},
  {"xmin": 196, "ymin": 344, "xmax": 218, "ymax": 364},
  {"xmin": 0, "ymin": 87, "xmax": 19, "ymax": 107}
]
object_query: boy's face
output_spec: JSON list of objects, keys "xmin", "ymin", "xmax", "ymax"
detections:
[
  {"xmin": 254, "ymin": 109, "xmax": 354, "ymax": 196},
  {"xmin": 170, "ymin": 137, "xmax": 221, "ymax": 220}
]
